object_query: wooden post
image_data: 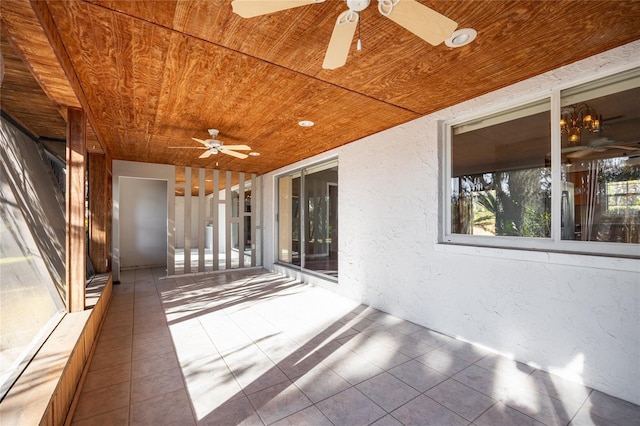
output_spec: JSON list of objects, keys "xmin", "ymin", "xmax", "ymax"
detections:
[
  {"xmin": 66, "ymin": 107, "xmax": 86, "ymax": 312},
  {"xmin": 89, "ymin": 153, "xmax": 109, "ymax": 273}
]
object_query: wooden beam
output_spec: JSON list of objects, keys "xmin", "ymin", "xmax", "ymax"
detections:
[
  {"xmin": 28, "ymin": 0, "xmax": 110, "ymax": 158},
  {"xmin": 88, "ymin": 153, "xmax": 109, "ymax": 273},
  {"xmin": 66, "ymin": 107, "xmax": 86, "ymax": 312}
]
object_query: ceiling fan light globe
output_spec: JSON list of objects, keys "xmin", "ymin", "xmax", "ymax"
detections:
[
  {"xmin": 445, "ymin": 28, "xmax": 477, "ymax": 48},
  {"xmin": 569, "ymin": 132, "xmax": 580, "ymax": 144},
  {"xmin": 452, "ymin": 33, "xmax": 469, "ymax": 45}
]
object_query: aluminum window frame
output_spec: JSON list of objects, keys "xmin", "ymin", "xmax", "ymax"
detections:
[{"xmin": 441, "ymin": 69, "xmax": 640, "ymax": 258}]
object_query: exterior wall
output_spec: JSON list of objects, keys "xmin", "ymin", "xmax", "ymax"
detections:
[{"xmin": 262, "ymin": 41, "xmax": 640, "ymax": 404}]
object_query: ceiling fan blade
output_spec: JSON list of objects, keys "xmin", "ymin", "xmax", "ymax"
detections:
[
  {"xmin": 608, "ymin": 145, "xmax": 640, "ymax": 151},
  {"xmin": 322, "ymin": 10, "xmax": 359, "ymax": 70},
  {"xmin": 199, "ymin": 150, "xmax": 214, "ymax": 159},
  {"xmin": 192, "ymin": 137, "xmax": 211, "ymax": 146},
  {"xmin": 221, "ymin": 144, "xmax": 251, "ymax": 151},
  {"xmin": 561, "ymin": 146, "xmax": 589, "ymax": 153},
  {"xmin": 221, "ymin": 149, "xmax": 249, "ymax": 159},
  {"xmin": 232, "ymin": 0, "xmax": 323, "ymax": 18},
  {"xmin": 382, "ymin": 0, "xmax": 457, "ymax": 45},
  {"xmin": 567, "ymin": 148, "xmax": 598, "ymax": 159},
  {"xmin": 168, "ymin": 146, "xmax": 207, "ymax": 149}
]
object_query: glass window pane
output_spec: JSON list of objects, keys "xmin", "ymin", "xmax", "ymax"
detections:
[
  {"xmin": 278, "ymin": 173, "xmax": 300, "ymax": 265},
  {"xmin": 1, "ymin": 170, "xmax": 64, "ymax": 399},
  {"xmin": 303, "ymin": 163, "xmax": 338, "ymax": 277},
  {"xmin": 560, "ymin": 69, "xmax": 640, "ymax": 243},
  {"xmin": 451, "ymin": 99, "xmax": 551, "ymax": 237}
]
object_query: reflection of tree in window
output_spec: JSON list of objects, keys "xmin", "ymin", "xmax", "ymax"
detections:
[{"xmin": 454, "ymin": 168, "xmax": 551, "ymax": 237}]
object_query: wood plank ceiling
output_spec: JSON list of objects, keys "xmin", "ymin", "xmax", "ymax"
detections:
[{"xmin": 1, "ymin": 0, "xmax": 640, "ymax": 176}]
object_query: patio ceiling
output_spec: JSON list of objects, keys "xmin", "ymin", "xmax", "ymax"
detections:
[{"xmin": 1, "ymin": 0, "xmax": 640, "ymax": 175}]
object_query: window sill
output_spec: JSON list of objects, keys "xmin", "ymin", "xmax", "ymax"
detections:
[{"xmin": 435, "ymin": 242, "xmax": 639, "ymax": 273}]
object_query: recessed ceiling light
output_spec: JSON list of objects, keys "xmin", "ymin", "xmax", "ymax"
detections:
[
  {"xmin": 249, "ymin": 152, "xmax": 260, "ymax": 156},
  {"xmin": 298, "ymin": 120, "xmax": 314, "ymax": 127},
  {"xmin": 445, "ymin": 28, "xmax": 477, "ymax": 48}
]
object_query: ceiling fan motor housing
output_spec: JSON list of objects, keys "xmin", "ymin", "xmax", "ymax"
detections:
[{"xmin": 347, "ymin": 0, "xmax": 370, "ymax": 12}]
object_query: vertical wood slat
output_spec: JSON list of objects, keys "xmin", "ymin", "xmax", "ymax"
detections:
[
  {"xmin": 107, "ymin": 168, "xmax": 113, "ymax": 272},
  {"xmin": 225, "ymin": 171, "xmax": 232, "ymax": 270},
  {"xmin": 66, "ymin": 107, "xmax": 86, "ymax": 312},
  {"xmin": 212, "ymin": 169, "xmax": 219, "ymax": 271},
  {"xmin": 198, "ymin": 168, "xmax": 205, "ymax": 272},
  {"xmin": 238, "ymin": 172, "xmax": 245, "ymax": 269},
  {"xmin": 184, "ymin": 167, "xmax": 191, "ymax": 274},
  {"xmin": 250, "ymin": 173, "xmax": 257, "ymax": 267},
  {"xmin": 88, "ymin": 153, "xmax": 108, "ymax": 273}
]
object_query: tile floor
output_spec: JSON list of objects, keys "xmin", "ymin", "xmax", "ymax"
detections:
[{"xmin": 72, "ymin": 268, "xmax": 640, "ymax": 426}]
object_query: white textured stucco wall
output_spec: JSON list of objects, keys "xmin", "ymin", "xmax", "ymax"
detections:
[{"xmin": 262, "ymin": 41, "xmax": 640, "ymax": 404}]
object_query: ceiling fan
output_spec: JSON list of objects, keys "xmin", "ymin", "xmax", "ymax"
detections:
[
  {"xmin": 564, "ymin": 138, "xmax": 640, "ymax": 159},
  {"xmin": 169, "ymin": 129, "xmax": 251, "ymax": 159},
  {"xmin": 231, "ymin": 0, "xmax": 458, "ymax": 69}
]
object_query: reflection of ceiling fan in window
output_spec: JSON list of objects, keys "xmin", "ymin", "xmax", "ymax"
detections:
[
  {"xmin": 231, "ymin": 0, "xmax": 464, "ymax": 70},
  {"xmin": 560, "ymin": 104, "xmax": 640, "ymax": 159},
  {"xmin": 563, "ymin": 138, "xmax": 640, "ymax": 159},
  {"xmin": 169, "ymin": 129, "xmax": 251, "ymax": 159}
]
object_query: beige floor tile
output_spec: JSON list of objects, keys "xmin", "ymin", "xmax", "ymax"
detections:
[
  {"xmin": 71, "ymin": 407, "xmax": 129, "ymax": 426},
  {"xmin": 98, "ymin": 323, "xmax": 133, "ymax": 340},
  {"xmin": 370, "ymin": 414, "xmax": 404, "ymax": 426},
  {"xmin": 133, "ymin": 315, "xmax": 169, "ymax": 333},
  {"xmin": 474, "ymin": 402, "xmax": 545, "ymax": 426},
  {"xmin": 108, "ymin": 297, "xmax": 134, "ymax": 314},
  {"xmin": 82, "ymin": 361, "xmax": 131, "ymax": 393},
  {"xmin": 134, "ymin": 294, "xmax": 161, "ymax": 306},
  {"xmin": 342, "ymin": 338, "xmax": 411, "ymax": 370},
  {"xmin": 130, "ymin": 366, "xmax": 186, "ymax": 403},
  {"xmin": 72, "ymin": 269, "xmax": 640, "ymax": 426},
  {"xmin": 322, "ymin": 347, "xmax": 384, "ymax": 385},
  {"xmin": 130, "ymin": 388, "xmax": 195, "ymax": 426},
  {"xmin": 89, "ymin": 345, "xmax": 132, "ymax": 371},
  {"xmin": 391, "ymin": 394, "xmax": 468, "ymax": 426},
  {"xmin": 131, "ymin": 350, "xmax": 180, "ymax": 379},
  {"xmin": 502, "ymin": 385, "xmax": 579, "ymax": 425},
  {"xmin": 188, "ymin": 375, "xmax": 245, "ymax": 420},
  {"xmin": 388, "ymin": 359, "xmax": 448, "ymax": 392},
  {"xmin": 316, "ymin": 386, "xmax": 386, "ymax": 426},
  {"xmin": 73, "ymin": 381, "xmax": 130, "ymax": 421},
  {"xmin": 271, "ymin": 405, "xmax": 333, "ymax": 426},
  {"xmin": 131, "ymin": 334, "xmax": 176, "ymax": 361},
  {"xmin": 93, "ymin": 333, "xmax": 133, "ymax": 357},
  {"xmin": 425, "ymin": 378, "xmax": 497, "ymax": 421},
  {"xmin": 415, "ymin": 347, "xmax": 474, "ymax": 376},
  {"xmin": 439, "ymin": 338, "xmax": 490, "ymax": 363},
  {"xmin": 247, "ymin": 380, "xmax": 313, "ymax": 425},
  {"xmin": 102, "ymin": 311, "xmax": 134, "ymax": 330},
  {"xmin": 584, "ymin": 390, "xmax": 640, "ymax": 425},
  {"xmin": 196, "ymin": 396, "xmax": 263, "ymax": 426},
  {"xmin": 293, "ymin": 364, "xmax": 352, "ymax": 403},
  {"xmin": 131, "ymin": 328, "xmax": 172, "ymax": 348},
  {"xmin": 527, "ymin": 369, "xmax": 591, "ymax": 407},
  {"xmin": 232, "ymin": 359, "xmax": 290, "ymax": 395},
  {"xmin": 356, "ymin": 372, "xmax": 420, "ymax": 412}
]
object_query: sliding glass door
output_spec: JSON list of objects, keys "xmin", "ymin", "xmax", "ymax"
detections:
[{"xmin": 278, "ymin": 159, "xmax": 338, "ymax": 279}]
